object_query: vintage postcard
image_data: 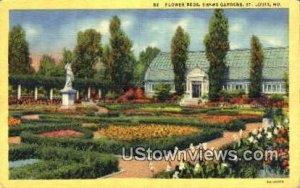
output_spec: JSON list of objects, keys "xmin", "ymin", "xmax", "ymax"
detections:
[{"xmin": 0, "ymin": 0, "xmax": 299, "ymax": 187}]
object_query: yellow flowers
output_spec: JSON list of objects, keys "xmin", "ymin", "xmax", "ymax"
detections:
[{"xmin": 95, "ymin": 124, "xmax": 200, "ymax": 141}]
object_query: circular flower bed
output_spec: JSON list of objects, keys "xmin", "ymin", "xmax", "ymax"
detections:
[
  {"xmin": 39, "ymin": 130, "xmax": 83, "ymax": 138},
  {"xmin": 95, "ymin": 124, "xmax": 200, "ymax": 141}
]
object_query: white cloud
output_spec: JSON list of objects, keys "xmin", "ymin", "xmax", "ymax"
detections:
[
  {"xmin": 173, "ymin": 18, "xmax": 189, "ymax": 30},
  {"xmin": 23, "ymin": 24, "xmax": 41, "ymax": 39},
  {"xmin": 262, "ymin": 36, "xmax": 284, "ymax": 46},
  {"xmin": 99, "ymin": 20, "xmax": 110, "ymax": 35},
  {"xmin": 149, "ymin": 41, "xmax": 159, "ymax": 47},
  {"xmin": 229, "ymin": 18, "xmax": 247, "ymax": 33}
]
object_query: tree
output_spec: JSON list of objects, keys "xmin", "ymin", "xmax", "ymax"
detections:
[
  {"xmin": 101, "ymin": 44, "xmax": 113, "ymax": 84},
  {"xmin": 73, "ymin": 29, "xmax": 103, "ymax": 78},
  {"xmin": 108, "ymin": 16, "xmax": 135, "ymax": 91},
  {"xmin": 249, "ymin": 35, "xmax": 264, "ymax": 98},
  {"xmin": 134, "ymin": 47, "xmax": 161, "ymax": 85},
  {"xmin": 37, "ymin": 55, "xmax": 57, "ymax": 77},
  {"xmin": 204, "ymin": 9, "xmax": 229, "ymax": 101},
  {"xmin": 9, "ymin": 25, "xmax": 33, "ymax": 75},
  {"xmin": 55, "ymin": 48, "xmax": 74, "ymax": 77},
  {"xmin": 171, "ymin": 26, "xmax": 190, "ymax": 96}
]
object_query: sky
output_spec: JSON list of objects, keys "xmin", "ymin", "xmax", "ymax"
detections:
[{"xmin": 10, "ymin": 9, "xmax": 288, "ymax": 56}]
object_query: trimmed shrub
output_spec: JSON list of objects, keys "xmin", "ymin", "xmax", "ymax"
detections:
[
  {"xmin": 9, "ymin": 144, "xmax": 39, "ymax": 161},
  {"xmin": 20, "ymin": 128, "xmax": 223, "ymax": 155},
  {"xmin": 10, "ymin": 146, "xmax": 118, "ymax": 179},
  {"xmin": 154, "ymin": 83, "xmax": 172, "ymax": 101},
  {"xmin": 9, "ymin": 122, "xmax": 93, "ymax": 138}
]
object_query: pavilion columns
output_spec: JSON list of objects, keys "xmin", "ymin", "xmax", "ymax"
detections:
[
  {"xmin": 98, "ymin": 89, "xmax": 102, "ymax": 99},
  {"xmin": 34, "ymin": 87, "xmax": 38, "ymax": 100},
  {"xmin": 49, "ymin": 89, "xmax": 53, "ymax": 101},
  {"xmin": 17, "ymin": 84, "xmax": 21, "ymax": 100},
  {"xmin": 87, "ymin": 87, "xmax": 91, "ymax": 99},
  {"xmin": 76, "ymin": 91, "xmax": 79, "ymax": 100}
]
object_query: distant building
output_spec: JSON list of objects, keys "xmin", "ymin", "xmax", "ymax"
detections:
[{"xmin": 144, "ymin": 47, "xmax": 288, "ymax": 103}]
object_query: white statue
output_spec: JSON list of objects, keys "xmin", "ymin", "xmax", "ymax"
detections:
[{"xmin": 64, "ymin": 63, "xmax": 74, "ymax": 89}]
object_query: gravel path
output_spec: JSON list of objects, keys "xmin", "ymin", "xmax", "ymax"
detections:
[{"xmin": 110, "ymin": 123, "xmax": 262, "ymax": 178}]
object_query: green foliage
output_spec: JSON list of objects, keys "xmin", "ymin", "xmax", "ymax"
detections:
[
  {"xmin": 20, "ymin": 128, "xmax": 223, "ymax": 155},
  {"xmin": 263, "ymin": 107, "xmax": 274, "ymax": 119},
  {"xmin": 171, "ymin": 26, "xmax": 190, "ymax": 95},
  {"xmin": 249, "ymin": 35, "xmax": 264, "ymax": 98},
  {"xmin": 55, "ymin": 48, "xmax": 74, "ymax": 77},
  {"xmin": 9, "ymin": 75, "xmax": 105, "ymax": 90},
  {"xmin": 104, "ymin": 16, "xmax": 135, "ymax": 92},
  {"xmin": 40, "ymin": 112, "xmax": 249, "ymax": 131},
  {"xmin": 37, "ymin": 55, "xmax": 57, "ymax": 77},
  {"xmin": 154, "ymin": 83, "xmax": 172, "ymax": 101},
  {"xmin": 269, "ymin": 94, "xmax": 284, "ymax": 103},
  {"xmin": 105, "ymin": 90, "xmax": 118, "ymax": 99},
  {"xmin": 9, "ymin": 121, "xmax": 92, "ymax": 138},
  {"xmin": 9, "ymin": 144, "xmax": 39, "ymax": 161},
  {"xmin": 220, "ymin": 89, "xmax": 245, "ymax": 100},
  {"xmin": 101, "ymin": 44, "xmax": 113, "ymax": 85},
  {"xmin": 134, "ymin": 47, "xmax": 161, "ymax": 85},
  {"xmin": 204, "ymin": 9, "xmax": 229, "ymax": 101},
  {"xmin": 9, "ymin": 25, "xmax": 34, "ymax": 75},
  {"xmin": 73, "ymin": 29, "xmax": 103, "ymax": 78},
  {"xmin": 10, "ymin": 146, "xmax": 118, "ymax": 179}
]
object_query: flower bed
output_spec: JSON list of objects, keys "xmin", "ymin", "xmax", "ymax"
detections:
[
  {"xmin": 9, "ymin": 120, "xmax": 92, "ymax": 139},
  {"xmin": 8, "ymin": 117, "xmax": 21, "ymax": 126},
  {"xmin": 20, "ymin": 127, "xmax": 223, "ymax": 155},
  {"xmin": 201, "ymin": 114, "xmax": 262, "ymax": 124},
  {"xmin": 155, "ymin": 108, "xmax": 289, "ymax": 178},
  {"xmin": 95, "ymin": 124, "xmax": 200, "ymax": 141},
  {"xmin": 39, "ymin": 130, "xmax": 83, "ymax": 138}
]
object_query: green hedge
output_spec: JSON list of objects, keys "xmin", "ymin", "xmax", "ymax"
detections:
[
  {"xmin": 20, "ymin": 128, "xmax": 223, "ymax": 155},
  {"xmin": 9, "ymin": 75, "xmax": 106, "ymax": 90},
  {"xmin": 10, "ymin": 146, "xmax": 119, "ymax": 179},
  {"xmin": 9, "ymin": 122, "xmax": 93, "ymax": 138},
  {"xmin": 40, "ymin": 114, "xmax": 247, "ymax": 131},
  {"xmin": 9, "ymin": 144, "xmax": 39, "ymax": 161},
  {"xmin": 97, "ymin": 102, "xmax": 179, "ymax": 111}
]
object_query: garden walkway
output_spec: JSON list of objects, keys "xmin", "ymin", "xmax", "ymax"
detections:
[{"xmin": 110, "ymin": 122, "xmax": 262, "ymax": 178}]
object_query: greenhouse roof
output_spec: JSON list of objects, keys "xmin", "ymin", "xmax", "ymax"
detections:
[{"xmin": 145, "ymin": 47, "xmax": 288, "ymax": 82}]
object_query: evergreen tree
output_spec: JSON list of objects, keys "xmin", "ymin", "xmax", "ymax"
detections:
[
  {"xmin": 73, "ymin": 29, "xmax": 102, "ymax": 78},
  {"xmin": 108, "ymin": 16, "xmax": 135, "ymax": 91},
  {"xmin": 249, "ymin": 35, "xmax": 264, "ymax": 98},
  {"xmin": 204, "ymin": 9, "xmax": 229, "ymax": 101},
  {"xmin": 38, "ymin": 55, "xmax": 56, "ymax": 77},
  {"xmin": 171, "ymin": 26, "xmax": 190, "ymax": 95},
  {"xmin": 134, "ymin": 47, "xmax": 160, "ymax": 85},
  {"xmin": 55, "ymin": 48, "xmax": 74, "ymax": 77},
  {"xmin": 9, "ymin": 25, "xmax": 33, "ymax": 75},
  {"xmin": 101, "ymin": 44, "xmax": 113, "ymax": 84}
]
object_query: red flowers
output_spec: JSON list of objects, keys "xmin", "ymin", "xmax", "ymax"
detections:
[{"xmin": 39, "ymin": 130, "xmax": 83, "ymax": 138}]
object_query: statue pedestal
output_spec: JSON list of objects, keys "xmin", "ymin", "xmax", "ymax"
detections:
[{"xmin": 60, "ymin": 88, "xmax": 77, "ymax": 109}]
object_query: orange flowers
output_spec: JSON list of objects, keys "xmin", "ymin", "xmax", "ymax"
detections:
[
  {"xmin": 95, "ymin": 124, "xmax": 200, "ymax": 141},
  {"xmin": 202, "ymin": 115, "xmax": 234, "ymax": 123},
  {"xmin": 8, "ymin": 117, "xmax": 21, "ymax": 126},
  {"xmin": 201, "ymin": 114, "xmax": 262, "ymax": 124},
  {"xmin": 275, "ymin": 137, "xmax": 288, "ymax": 144}
]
